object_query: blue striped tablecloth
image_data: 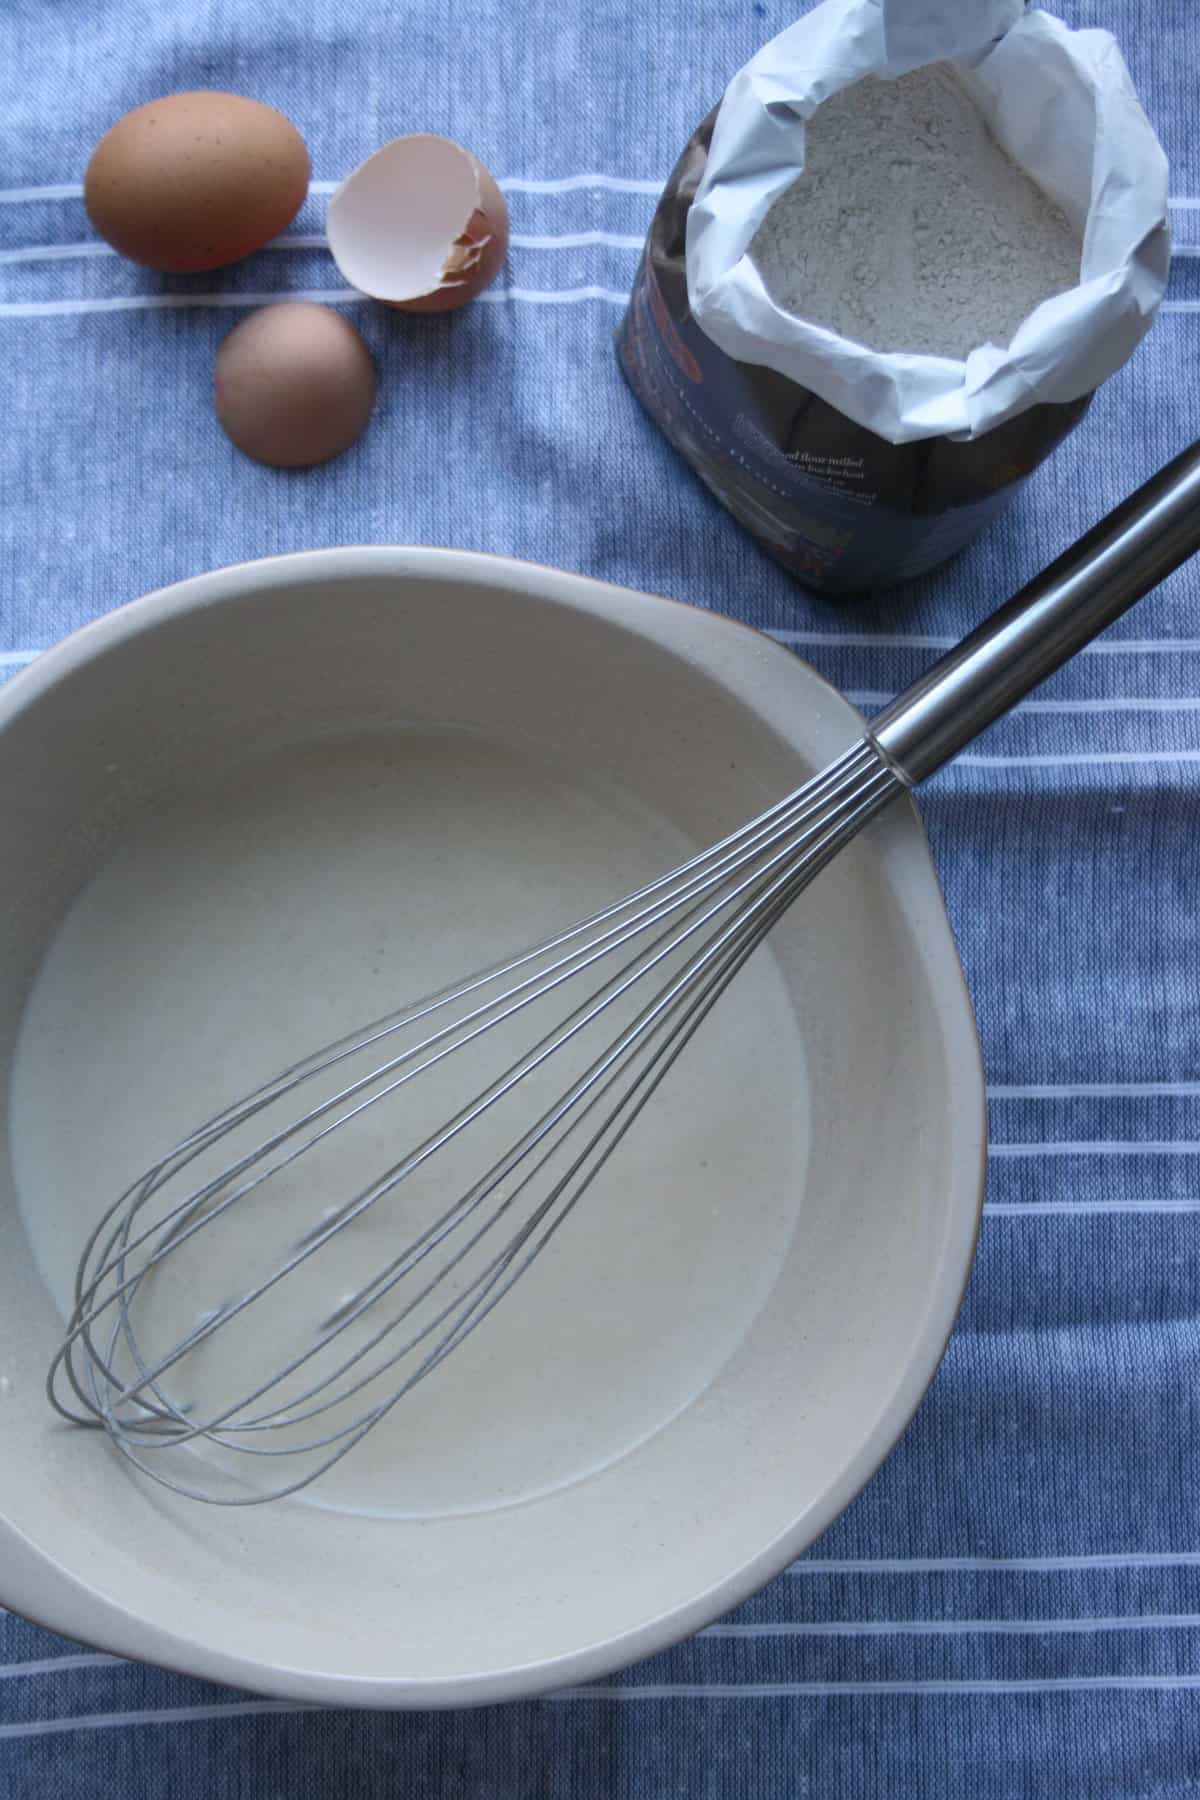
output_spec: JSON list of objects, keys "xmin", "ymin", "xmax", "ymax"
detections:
[{"xmin": 2, "ymin": 2, "xmax": 1199, "ymax": 1793}]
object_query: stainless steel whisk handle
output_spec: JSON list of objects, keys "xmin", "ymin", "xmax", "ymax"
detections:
[{"xmin": 870, "ymin": 440, "xmax": 1200, "ymax": 786}]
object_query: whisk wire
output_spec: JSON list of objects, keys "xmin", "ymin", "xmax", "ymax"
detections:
[
  {"xmin": 53, "ymin": 736, "xmax": 878, "ymax": 1391},
  {"xmin": 48, "ymin": 737, "xmax": 902, "ymax": 1503}
]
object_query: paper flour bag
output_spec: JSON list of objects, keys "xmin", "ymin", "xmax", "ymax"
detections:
[{"xmin": 617, "ymin": 0, "xmax": 1169, "ymax": 594}]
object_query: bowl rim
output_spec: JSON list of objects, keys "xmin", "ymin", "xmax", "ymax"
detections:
[{"xmin": 0, "ymin": 545, "xmax": 986, "ymax": 1708}]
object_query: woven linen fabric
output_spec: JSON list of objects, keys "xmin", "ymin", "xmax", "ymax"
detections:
[{"xmin": 2, "ymin": 1, "xmax": 1199, "ymax": 1793}]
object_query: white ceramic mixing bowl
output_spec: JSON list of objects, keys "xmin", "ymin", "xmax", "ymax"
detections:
[{"xmin": 0, "ymin": 550, "xmax": 984, "ymax": 1705}]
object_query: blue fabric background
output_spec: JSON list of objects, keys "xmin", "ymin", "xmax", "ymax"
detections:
[{"xmin": 2, "ymin": 1, "xmax": 1199, "ymax": 1793}]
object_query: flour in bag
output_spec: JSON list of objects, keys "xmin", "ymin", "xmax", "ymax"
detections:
[
  {"xmin": 619, "ymin": 3, "xmax": 1167, "ymax": 591},
  {"xmin": 749, "ymin": 63, "xmax": 1082, "ymax": 361}
]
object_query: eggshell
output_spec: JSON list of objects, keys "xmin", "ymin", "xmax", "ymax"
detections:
[
  {"xmin": 327, "ymin": 134, "xmax": 508, "ymax": 312},
  {"xmin": 85, "ymin": 92, "xmax": 310, "ymax": 272},
  {"xmin": 214, "ymin": 303, "xmax": 376, "ymax": 468}
]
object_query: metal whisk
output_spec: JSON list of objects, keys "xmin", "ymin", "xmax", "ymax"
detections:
[{"xmin": 47, "ymin": 442, "xmax": 1200, "ymax": 1504}]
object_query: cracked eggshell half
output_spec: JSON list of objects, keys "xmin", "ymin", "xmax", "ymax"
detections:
[{"xmin": 327, "ymin": 133, "xmax": 509, "ymax": 313}]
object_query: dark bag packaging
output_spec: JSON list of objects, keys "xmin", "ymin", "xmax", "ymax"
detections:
[{"xmin": 618, "ymin": 1, "xmax": 1169, "ymax": 596}]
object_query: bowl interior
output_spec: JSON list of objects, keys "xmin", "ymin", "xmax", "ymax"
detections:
[{"xmin": 0, "ymin": 551, "xmax": 983, "ymax": 1704}]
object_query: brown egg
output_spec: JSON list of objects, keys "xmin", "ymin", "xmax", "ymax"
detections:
[
  {"xmin": 85, "ymin": 92, "xmax": 310, "ymax": 273},
  {"xmin": 214, "ymin": 303, "xmax": 376, "ymax": 468},
  {"xmin": 326, "ymin": 134, "xmax": 509, "ymax": 312}
]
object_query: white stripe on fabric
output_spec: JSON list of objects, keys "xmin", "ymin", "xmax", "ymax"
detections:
[
  {"xmin": 955, "ymin": 748, "xmax": 1200, "ymax": 767},
  {"xmin": 847, "ymin": 691, "xmax": 1200, "ymax": 715},
  {"xmin": 512, "ymin": 230, "xmax": 645, "ymax": 250},
  {"xmin": 552, "ymin": 1676, "xmax": 1200, "ymax": 1697},
  {"xmin": 307, "ymin": 174, "xmax": 665, "ymax": 197},
  {"xmin": 0, "ymin": 651, "xmax": 38, "ymax": 667},
  {"xmin": 990, "ymin": 1081, "xmax": 1200, "ymax": 1099},
  {"xmin": 486, "ymin": 285, "xmax": 628, "ymax": 305},
  {"xmin": 701, "ymin": 1612, "xmax": 1200, "ymax": 1638},
  {"xmin": 499, "ymin": 175, "xmax": 663, "ymax": 194},
  {"xmin": 985, "ymin": 1199, "xmax": 1200, "ymax": 1215},
  {"xmin": 0, "ymin": 285, "xmax": 630, "ymax": 318},
  {"xmin": 5, "ymin": 1677, "xmax": 1200, "ymax": 1733},
  {"xmin": 1161, "ymin": 301, "xmax": 1200, "ymax": 313},
  {"xmin": 767, "ymin": 629, "xmax": 1200, "ymax": 655},
  {"xmin": 317, "ymin": 174, "xmax": 664, "ymax": 196},
  {"xmin": 788, "ymin": 1552, "xmax": 1200, "ymax": 1574},
  {"xmin": 0, "ymin": 229, "xmax": 645, "ymax": 265},
  {"xmin": 0, "ymin": 1701, "xmax": 317, "ymax": 1740},
  {"xmin": 0, "ymin": 289, "xmax": 366, "ymax": 316},
  {"xmin": 5, "ymin": 179, "xmax": 1200, "ymax": 206},
  {"xmin": 990, "ymin": 1140, "xmax": 1200, "ymax": 1158},
  {"xmin": 0, "ymin": 1654, "xmax": 123, "ymax": 1680},
  {"xmin": 0, "ymin": 241, "xmax": 113, "ymax": 264},
  {"xmin": 0, "ymin": 182, "xmax": 85, "ymax": 202},
  {"xmin": 953, "ymin": 749, "xmax": 1200, "ymax": 767}
]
